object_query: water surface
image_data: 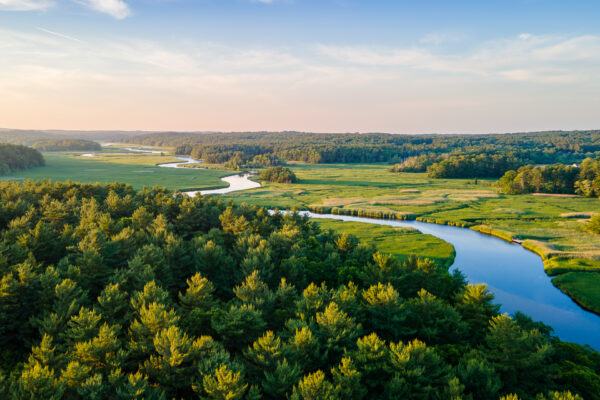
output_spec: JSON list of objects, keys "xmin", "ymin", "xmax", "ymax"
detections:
[{"xmin": 293, "ymin": 211, "xmax": 600, "ymax": 349}]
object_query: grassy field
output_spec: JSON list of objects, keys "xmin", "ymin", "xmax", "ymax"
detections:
[
  {"xmin": 1, "ymin": 152, "xmax": 233, "ymax": 191},
  {"xmin": 223, "ymin": 163, "xmax": 600, "ymax": 313},
  {"xmin": 314, "ymin": 219, "xmax": 456, "ymax": 268}
]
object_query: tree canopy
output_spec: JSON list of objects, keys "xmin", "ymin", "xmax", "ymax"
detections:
[
  {"xmin": 498, "ymin": 158, "xmax": 600, "ymax": 197},
  {"xmin": 0, "ymin": 144, "xmax": 45, "ymax": 176},
  {"xmin": 260, "ymin": 166, "xmax": 297, "ymax": 183},
  {"xmin": 0, "ymin": 180, "xmax": 598, "ymax": 399},
  {"xmin": 121, "ymin": 130, "xmax": 600, "ymax": 168}
]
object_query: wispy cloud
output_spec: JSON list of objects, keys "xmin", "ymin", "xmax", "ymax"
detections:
[
  {"xmin": 317, "ymin": 33, "xmax": 600, "ymax": 83},
  {"xmin": 0, "ymin": 0, "xmax": 52, "ymax": 11},
  {"xmin": 36, "ymin": 27, "xmax": 84, "ymax": 43},
  {"xmin": 72, "ymin": 0, "xmax": 131, "ymax": 19},
  {"xmin": 1, "ymin": 28, "xmax": 599, "ymax": 132}
]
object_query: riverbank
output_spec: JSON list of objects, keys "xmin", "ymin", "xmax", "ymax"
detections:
[
  {"xmin": 284, "ymin": 211, "xmax": 600, "ymax": 349},
  {"xmin": 221, "ymin": 163, "xmax": 600, "ymax": 315}
]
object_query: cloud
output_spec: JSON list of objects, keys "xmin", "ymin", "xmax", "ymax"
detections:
[
  {"xmin": 0, "ymin": 0, "xmax": 52, "ymax": 11},
  {"xmin": 36, "ymin": 27, "xmax": 84, "ymax": 43},
  {"xmin": 73, "ymin": 0, "xmax": 131, "ymax": 19},
  {"xmin": 317, "ymin": 34, "xmax": 600, "ymax": 83},
  {"xmin": 2, "ymin": 28, "xmax": 600, "ymax": 133}
]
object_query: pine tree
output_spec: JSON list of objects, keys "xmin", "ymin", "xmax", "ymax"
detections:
[
  {"xmin": 200, "ymin": 365, "xmax": 248, "ymax": 400},
  {"xmin": 290, "ymin": 370, "xmax": 335, "ymax": 400}
]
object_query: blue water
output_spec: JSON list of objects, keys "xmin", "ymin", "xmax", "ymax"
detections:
[{"xmin": 294, "ymin": 211, "xmax": 600, "ymax": 349}]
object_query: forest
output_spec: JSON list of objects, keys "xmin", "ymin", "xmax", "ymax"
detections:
[
  {"xmin": 32, "ymin": 139, "xmax": 102, "ymax": 152},
  {"xmin": 498, "ymin": 158, "xmax": 600, "ymax": 196},
  {"xmin": 0, "ymin": 181, "xmax": 598, "ymax": 400},
  {"xmin": 0, "ymin": 144, "xmax": 45, "ymax": 176},
  {"xmin": 121, "ymin": 130, "xmax": 600, "ymax": 168},
  {"xmin": 260, "ymin": 166, "xmax": 297, "ymax": 183}
]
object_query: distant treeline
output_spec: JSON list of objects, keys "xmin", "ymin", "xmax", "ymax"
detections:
[
  {"xmin": 122, "ymin": 131, "xmax": 600, "ymax": 173},
  {"xmin": 0, "ymin": 143, "xmax": 45, "ymax": 175},
  {"xmin": 0, "ymin": 129, "xmax": 140, "ymax": 146},
  {"xmin": 499, "ymin": 157, "xmax": 600, "ymax": 196},
  {"xmin": 32, "ymin": 139, "xmax": 102, "ymax": 152}
]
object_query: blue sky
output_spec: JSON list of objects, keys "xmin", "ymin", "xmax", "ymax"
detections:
[{"xmin": 1, "ymin": 0, "xmax": 600, "ymax": 133}]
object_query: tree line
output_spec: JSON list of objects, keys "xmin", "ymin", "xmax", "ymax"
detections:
[
  {"xmin": 0, "ymin": 143, "xmax": 45, "ymax": 176},
  {"xmin": 498, "ymin": 157, "xmax": 600, "ymax": 197},
  {"xmin": 121, "ymin": 130, "xmax": 600, "ymax": 168},
  {"xmin": 0, "ymin": 180, "xmax": 598, "ymax": 399},
  {"xmin": 32, "ymin": 139, "xmax": 102, "ymax": 152}
]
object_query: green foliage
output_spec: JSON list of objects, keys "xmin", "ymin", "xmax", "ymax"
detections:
[
  {"xmin": 0, "ymin": 180, "xmax": 598, "ymax": 399},
  {"xmin": 0, "ymin": 143, "xmax": 44, "ymax": 175},
  {"xmin": 260, "ymin": 166, "xmax": 297, "ymax": 183},
  {"xmin": 499, "ymin": 164, "xmax": 580, "ymax": 194},
  {"xmin": 589, "ymin": 214, "xmax": 600, "ymax": 234},
  {"xmin": 391, "ymin": 153, "xmax": 443, "ymax": 172},
  {"xmin": 427, "ymin": 153, "xmax": 524, "ymax": 179}
]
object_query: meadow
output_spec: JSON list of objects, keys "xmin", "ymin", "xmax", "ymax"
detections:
[
  {"xmin": 224, "ymin": 163, "xmax": 600, "ymax": 313},
  {"xmin": 1, "ymin": 151, "xmax": 233, "ymax": 191},
  {"xmin": 313, "ymin": 219, "xmax": 456, "ymax": 268}
]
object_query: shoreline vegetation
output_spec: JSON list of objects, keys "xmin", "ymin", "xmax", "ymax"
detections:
[{"xmin": 273, "ymin": 206, "xmax": 600, "ymax": 316}]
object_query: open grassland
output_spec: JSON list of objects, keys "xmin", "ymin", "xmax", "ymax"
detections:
[
  {"xmin": 553, "ymin": 272, "xmax": 600, "ymax": 313},
  {"xmin": 224, "ymin": 163, "xmax": 600, "ymax": 313},
  {"xmin": 1, "ymin": 152, "xmax": 232, "ymax": 191},
  {"xmin": 314, "ymin": 219, "xmax": 456, "ymax": 268}
]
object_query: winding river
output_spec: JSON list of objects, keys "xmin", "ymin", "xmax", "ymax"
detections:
[
  {"xmin": 143, "ymin": 149, "xmax": 600, "ymax": 348},
  {"xmin": 155, "ymin": 155, "xmax": 261, "ymax": 195},
  {"xmin": 290, "ymin": 211, "xmax": 600, "ymax": 349}
]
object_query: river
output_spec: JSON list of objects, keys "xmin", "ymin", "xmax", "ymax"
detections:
[
  {"xmin": 135, "ymin": 150, "xmax": 600, "ymax": 347},
  {"xmin": 285, "ymin": 211, "xmax": 600, "ymax": 349},
  {"xmin": 155, "ymin": 155, "xmax": 261, "ymax": 195}
]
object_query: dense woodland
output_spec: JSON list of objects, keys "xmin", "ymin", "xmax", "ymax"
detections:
[
  {"xmin": 0, "ymin": 144, "xmax": 45, "ymax": 176},
  {"xmin": 0, "ymin": 181, "xmax": 598, "ymax": 399},
  {"xmin": 260, "ymin": 166, "xmax": 297, "ymax": 183},
  {"xmin": 32, "ymin": 139, "xmax": 102, "ymax": 152},
  {"xmin": 426, "ymin": 154, "xmax": 524, "ymax": 179},
  {"xmin": 498, "ymin": 158, "xmax": 600, "ymax": 196},
  {"xmin": 122, "ymin": 131, "xmax": 600, "ymax": 171}
]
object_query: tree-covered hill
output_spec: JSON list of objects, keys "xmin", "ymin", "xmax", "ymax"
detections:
[
  {"xmin": 32, "ymin": 139, "xmax": 102, "ymax": 152},
  {"xmin": 0, "ymin": 144, "xmax": 45, "ymax": 175},
  {"xmin": 0, "ymin": 181, "xmax": 598, "ymax": 399}
]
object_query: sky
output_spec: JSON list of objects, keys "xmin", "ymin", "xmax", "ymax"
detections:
[{"xmin": 1, "ymin": 0, "xmax": 600, "ymax": 134}]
